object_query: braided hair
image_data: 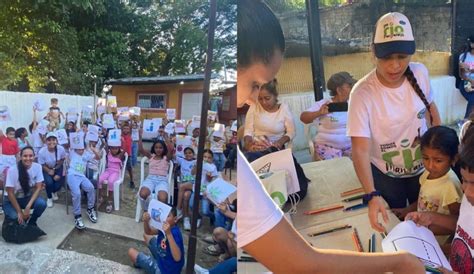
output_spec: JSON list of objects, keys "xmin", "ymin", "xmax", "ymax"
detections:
[{"xmin": 404, "ymin": 66, "xmax": 433, "ymax": 125}]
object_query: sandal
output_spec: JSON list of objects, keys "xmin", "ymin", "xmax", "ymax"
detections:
[
  {"xmin": 203, "ymin": 244, "xmax": 222, "ymax": 256},
  {"xmin": 106, "ymin": 203, "xmax": 113, "ymax": 213}
]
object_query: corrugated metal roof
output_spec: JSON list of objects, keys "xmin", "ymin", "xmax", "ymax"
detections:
[{"xmin": 105, "ymin": 73, "xmax": 219, "ymax": 85}]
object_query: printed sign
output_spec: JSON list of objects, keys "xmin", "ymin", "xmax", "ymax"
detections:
[
  {"xmin": 69, "ymin": 132, "xmax": 84, "ymax": 149},
  {"xmin": 208, "ymin": 110, "xmax": 217, "ymax": 122},
  {"xmin": 205, "ymin": 178, "xmax": 236, "ymax": 205},
  {"xmin": 166, "ymin": 108, "xmax": 176, "ymax": 120},
  {"xmin": 102, "ymin": 114, "xmax": 115, "ymax": 129},
  {"xmin": 107, "ymin": 96, "xmax": 117, "ymax": 108},
  {"xmin": 148, "ymin": 199, "xmax": 172, "ymax": 233},
  {"xmin": 56, "ymin": 129, "xmax": 69, "ymax": 145},
  {"xmin": 107, "ymin": 129, "xmax": 122, "ymax": 147},
  {"xmin": 175, "ymin": 135, "xmax": 193, "ymax": 158}
]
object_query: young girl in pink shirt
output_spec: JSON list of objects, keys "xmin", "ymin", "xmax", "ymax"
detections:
[{"xmin": 98, "ymin": 145, "xmax": 125, "ymax": 213}]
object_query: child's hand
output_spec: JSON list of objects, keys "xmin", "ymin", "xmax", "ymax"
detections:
[
  {"xmin": 217, "ymin": 202, "xmax": 228, "ymax": 213},
  {"xmin": 391, "ymin": 207, "xmax": 410, "ymax": 220},
  {"xmin": 405, "ymin": 212, "xmax": 433, "ymax": 228},
  {"xmin": 162, "ymin": 221, "xmax": 171, "ymax": 235},
  {"xmin": 143, "ymin": 212, "xmax": 151, "ymax": 222},
  {"xmin": 48, "ymin": 169, "xmax": 55, "ymax": 176},
  {"xmin": 53, "ymin": 175, "xmax": 60, "ymax": 181}
]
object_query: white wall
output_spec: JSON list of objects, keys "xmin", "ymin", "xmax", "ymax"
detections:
[{"xmin": 0, "ymin": 90, "xmax": 95, "ymax": 131}]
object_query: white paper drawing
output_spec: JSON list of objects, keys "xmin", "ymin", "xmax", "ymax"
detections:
[
  {"xmin": 148, "ymin": 199, "xmax": 172, "ymax": 233},
  {"xmin": 107, "ymin": 129, "xmax": 122, "ymax": 147},
  {"xmin": 33, "ymin": 99, "xmax": 46, "ymax": 111},
  {"xmin": 143, "ymin": 119, "xmax": 157, "ymax": 133},
  {"xmin": 117, "ymin": 107, "xmax": 130, "ymax": 121},
  {"xmin": 250, "ymin": 148, "xmax": 300, "ymax": 195},
  {"xmin": 129, "ymin": 107, "xmax": 141, "ymax": 116},
  {"xmin": 175, "ymin": 135, "xmax": 193, "ymax": 158},
  {"xmin": 102, "ymin": 114, "xmax": 115, "ymax": 129},
  {"xmin": 37, "ymin": 119, "xmax": 50, "ymax": 135},
  {"xmin": 86, "ymin": 131, "xmax": 99, "ymax": 142},
  {"xmin": 88, "ymin": 125, "xmax": 100, "ymax": 135},
  {"xmin": 174, "ymin": 120, "xmax": 186, "ymax": 134},
  {"xmin": 166, "ymin": 108, "xmax": 176, "ymax": 120},
  {"xmin": 205, "ymin": 178, "xmax": 236, "ymax": 205},
  {"xmin": 69, "ymin": 132, "xmax": 84, "ymax": 149},
  {"xmin": 382, "ymin": 221, "xmax": 452, "ymax": 270},
  {"xmin": 82, "ymin": 105, "xmax": 93, "ymax": 120},
  {"xmin": 67, "ymin": 113, "xmax": 78, "ymax": 122},
  {"xmin": 191, "ymin": 115, "xmax": 201, "ymax": 128},
  {"xmin": 56, "ymin": 129, "xmax": 69, "ymax": 145},
  {"xmin": 0, "ymin": 106, "xmax": 11, "ymax": 122},
  {"xmin": 164, "ymin": 122, "xmax": 175, "ymax": 134}
]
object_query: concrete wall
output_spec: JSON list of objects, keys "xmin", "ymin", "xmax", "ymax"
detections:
[{"xmin": 111, "ymin": 81, "xmax": 204, "ymax": 120}]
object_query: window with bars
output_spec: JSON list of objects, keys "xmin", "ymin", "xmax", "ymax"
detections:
[{"xmin": 137, "ymin": 94, "xmax": 166, "ymax": 110}]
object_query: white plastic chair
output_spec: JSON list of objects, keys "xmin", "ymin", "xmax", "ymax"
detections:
[
  {"xmin": 135, "ymin": 156, "xmax": 174, "ymax": 222},
  {"xmin": 113, "ymin": 153, "xmax": 128, "ymax": 211}
]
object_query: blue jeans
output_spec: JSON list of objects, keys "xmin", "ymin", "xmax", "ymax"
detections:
[
  {"xmin": 209, "ymin": 257, "xmax": 237, "ymax": 274},
  {"xmin": 3, "ymin": 196, "xmax": 47, "ymax": 225},
  {"xmin": 43, "ymin": 165, "xmax": 64, "ymax": 199},
  {"xmin": 131, "ymin": 141, "xmax": 138, "ymax": 167},
  {"xmin": 214, "ymin": 208, "xmax": 231, "ymax": 230},
  {"xmin": 189, "ymin": 192, "xmax": 212, "ymax": 217},
  {"xmin": 213, "ymin": 152, "xmax": 226, "ymax": 172},
  {"xmin": 459, "ymin": 81, "xmax": 474, "ymax": 118},
  {"xmin": 136, "ymin": 236, "xmax": 162, "ymax": 274}
]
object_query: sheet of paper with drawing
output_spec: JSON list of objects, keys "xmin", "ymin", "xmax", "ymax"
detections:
[
  {"xmin": 148, "ymin": 199, "xmax": 172, "ymax": 234},
  {"xmin": 382, "ymin": 220, "xmax": 452, "ymax": 271},
  {"xmin": 250, "ymin": 148, "xmax": 300, "ymax": 195},
  {"xmin": 205, "ymin": 178, "xmax": 236, "ymax": 205}
]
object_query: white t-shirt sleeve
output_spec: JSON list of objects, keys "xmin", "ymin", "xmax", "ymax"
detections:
[
  {"xmin": 33, "ymin": 163, "xmax": 44, "ymax": 183},
  {"xmin": 5, "ymin": 166, "xmax": 19, "ymax": 189},
  {"xmin": 243, "ymin": 104, "xmax": 256, "ymax": 138},
  {"xmin": 237, "ymin": 149, "xmax": 284, "ymax": 248},
  {"xmin": 347, "ymin": 86, "xmax": 371, "ymax": 138},
  {"xmin": 305, "ymin": 98, "xmax": 329, "ymax": 113}
]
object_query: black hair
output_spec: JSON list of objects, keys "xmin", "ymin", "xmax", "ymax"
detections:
[
  {"xmin": 260, "ymin": 78, "xmax": 278, "ymax": 97},
  {"xmin": 404, "ymin": 66, "xmax": 433, "ymax": 125},
  {"xmin": 18, "ymin": 146, "xmax": 35, "ymax": 195},
  {"xmin": 150, "ymin": 140, "xmax": 168, "ymax": 157},
  {"xmin": 420, "ymin": 126, "xmax": 459, "ymax": 160},
  {"xmin": 6, "ymin": 127, "xmax": 15, "ymax": 135},
  {"xmin": 168, "ymin": 206, "xmax": 177, "ymax": 218},
  {"xmin": 28, "ymin": 122, "xmax": 34, "ymax": 134},
  {"xmin": 183, "ymin": 147, "xmax": 195, "ymax": 154},
  {"xmin": 459, "ymin": 130, "xmax": 474, "ymax": 173},
  {"xmin": 15, "ymin": 127, "xmax": 27, "ymax": 139},
  {"xmin": 83, "ymin": 120, "xmax": 91, "ymax": 126},
  {"xmin": 203, "ymin": 149, "xmax": 213, "ymax": 157},
  {"xmin": 460, "ymin": 36, "xmax": 474, "ymax": 62},
  {"xmin": 237, "ymin": 0, "xmax": 285, "ymax": 69}
]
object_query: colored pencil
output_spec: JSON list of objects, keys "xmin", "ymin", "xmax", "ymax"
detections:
[
  {"xmin": 371, "ymin": 233, "xmax": 376, "ymax": 252},
  {"xmin": 342, "ymin": 194, "xmax": 365, "ymax": 202},
  {"xmin": 380, "ymin": 232, "xmax": 386, "ymax": 239},
  {"xmin": 340, "ymin": 187, "xmax": 364, "ymax": 198},
  {"xmin": 424, "ymin": 265, "xmax": 442, "ymax": 274},
  {"xmin": 308, "ymin": 224, "xmax": 352, "ymax": 237},
  {"xmin": 368, "ymin": 238, "xmax": 372, "ymax": 253},
  {"xmin": 304, "ymin": 204, "xmax": 344, "ymax": 215},
  {"xmin": 352, "ymin": 228, "xmax": 364, "ymax": 252},
  {"xmin": 343, "ymin": 203, "xmax": 368, "ymax": 212}
]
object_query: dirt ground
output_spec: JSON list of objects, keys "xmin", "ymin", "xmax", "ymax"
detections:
[{"xmin": 49, "ymin": 141, "xmax": 237, "ymax": 270}]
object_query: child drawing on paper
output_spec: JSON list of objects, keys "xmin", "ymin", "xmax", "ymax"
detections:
[{"xmin": 392, "ymin": 126, "xmax": 462, "ymax": 221}]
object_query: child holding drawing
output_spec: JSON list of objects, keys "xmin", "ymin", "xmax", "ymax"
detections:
[
  {"xmin": 392, "ymin": 126, "xmax": 462, "ymax": 220},
  {"xmin": 175, "ymin": 147, "xmax": 196, "ymax": 224},
  {"xmin": 128, "ymin": 207, "xmax": 185, "ymax": 274},
  {"xmin": 406, "ymin": 128, "xmax": 474, "ymax": 274}
]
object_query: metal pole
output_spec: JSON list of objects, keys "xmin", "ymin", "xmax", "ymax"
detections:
[
  {"xmin": 93, "ymin": 80, "xmax": 97, "ymax": 123},
  {"xmin": 305, "ymin": 0, "xmax": 325, "ymax": 101},
  {"xmin": 185, "ymin": 0, "xmax": 217, "ymax": 273}
]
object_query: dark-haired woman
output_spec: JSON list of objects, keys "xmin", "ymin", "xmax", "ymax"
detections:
[
  {"xmin": 458, "ymin": 35, "xmax": 474, "ymax": 118},
  {"xmin": 37, "ymin": 132, "xmax": 66, "ymax": 208},
  {"xmin": 4, "ymin": 147, "xmax": 46, "ymax": 226},
  {"xmin": 347, "ymin": 12, "xmax": 441, "ymax": 233}
]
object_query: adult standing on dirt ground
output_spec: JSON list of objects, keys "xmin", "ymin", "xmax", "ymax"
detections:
[
  {"xmin": 236, "ymin": 1, "xmax": 425, "ymax": 273},
  {"xmin": 347, "ymin": 12, "xmax": 441, "ymax": 233}
]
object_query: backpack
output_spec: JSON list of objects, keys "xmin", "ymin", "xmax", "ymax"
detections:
[{"xmin": 2, "ymin": 218, "xmax": 46, "ymax": 244}]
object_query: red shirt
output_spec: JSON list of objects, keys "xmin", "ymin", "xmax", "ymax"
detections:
[
  {"xmin": 121, "ymin": 134, "xmax": 132, "ymax": 155},
  {"xmin": 0, "ymin": 135, "xmax": 19, "ymax": 155}
]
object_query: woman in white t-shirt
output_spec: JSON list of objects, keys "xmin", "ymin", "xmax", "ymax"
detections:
[
  {"xmin": 243, "ymin": 78, "xmax": 295, "ymax": 152},
  {"xmin": 458, "ymin": 35, "xmax": 474, "ymax": 118},
  {"xmin": 37, "ymin": 132, "xmax": 66, "ymax": 208},
  {"xmin": 3, "ymin": 146, "xmax": 46, "ymax": 226},
  {"xmin": 300, "ymin": 72, "xmax": 356, "ymax": 161},
  {"xmin": 236, "ymin": 1, "xmax": 424, "ymax": 273},
  {"xmin": 347, "ymin": 12, "xmax": 441, "ymax": 232}
]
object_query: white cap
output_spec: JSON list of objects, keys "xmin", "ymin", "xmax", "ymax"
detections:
[
  {"xmin": 46, "ymin": 132, "xmax": 57, "ymax": 140},
  {"xmin": 373, "ymin": 12, "xmax": 415, "ymax": 58}
]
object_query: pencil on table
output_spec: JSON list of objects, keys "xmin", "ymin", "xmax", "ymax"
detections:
[
  {"xmin": 340, "ymin": 187, "xmax": 364, "ymax": 198},
  {"xmin": 304, "ymin": 204, "xmax": 344, "ymax": 215}
]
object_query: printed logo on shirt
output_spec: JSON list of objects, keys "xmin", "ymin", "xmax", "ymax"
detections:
[
  {"xmin": 380, "ymin": 131, "xmax": 423, "ymax": 177},
  {"xmin": 450, "ymin": 225, "xmax": 473, "ymax": 274},
  {"xmin": 417, "ymin": 195, "xmax": 440, "ymax": 212},
  {"xmin": 417, "ymin": 108, "xmax": 426, "ymax": 119}
]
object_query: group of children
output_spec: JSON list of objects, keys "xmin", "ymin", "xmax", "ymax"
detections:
[{"xmin": 0, "ymin": 97, "xmax": 238, "ymax": 273}]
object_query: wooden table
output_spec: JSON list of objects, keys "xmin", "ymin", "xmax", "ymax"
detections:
[{"xmin": 238, "ymin": 157, "xmax": 401, "ymax": 273}]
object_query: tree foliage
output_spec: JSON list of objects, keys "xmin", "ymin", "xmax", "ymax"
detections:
[{"xmin": 0, "ymin": 0, "xmax": 236, "ymax": 94}]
